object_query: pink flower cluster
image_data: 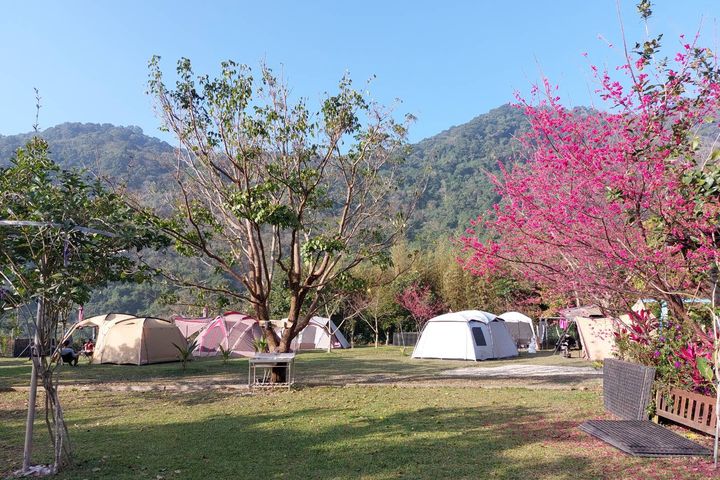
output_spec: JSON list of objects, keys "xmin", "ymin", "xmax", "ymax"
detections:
[{"xmin": 460, "ymin": 36, "xmax": 720, "ymax": 310}]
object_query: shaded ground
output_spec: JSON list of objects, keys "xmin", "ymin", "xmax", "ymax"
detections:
[{"xmin": 0, "ymin": 347, "xmax": 603, "ymax": 392}]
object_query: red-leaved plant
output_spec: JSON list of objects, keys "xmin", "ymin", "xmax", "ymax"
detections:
[{"xmin": 396, "ymin": 283, "xmax": 445, "ymax": 331}]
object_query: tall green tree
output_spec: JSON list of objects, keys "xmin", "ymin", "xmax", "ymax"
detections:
[
  {"xmin": 0, "ymin": 138, "xmax": 164, "ymax": 474},
  {"xmin": 145, "ymin": 58, "xmax": 418, "ymax": 353}
]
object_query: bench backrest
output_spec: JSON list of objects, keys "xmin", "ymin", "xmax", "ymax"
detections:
[
  {"xmin": 656, "ymin": 388, "xmax": 717, "ymax": 435},
  {"xmin": 603, "ymin": 358, "xmax": 656, "ymax": 420}
]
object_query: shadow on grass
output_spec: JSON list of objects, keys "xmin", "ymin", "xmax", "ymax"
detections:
[
  {"xmin": 295, "ymin": 353, "xmax": 599, "ymax": 387},
  {"xmin": 0, "ymin": 357, "xmax": 250, "ymax": 389},
  {"xmin": 31, "ymin": 403, "xmax": 595, "ymax": 479}
]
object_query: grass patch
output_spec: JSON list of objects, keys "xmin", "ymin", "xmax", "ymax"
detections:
[
  {"xmin": 0, "ymin": 348, "xmax": 716, "ymax": 478},
  {"xmin": 1, "ymin": 386, "xmax": 716, "ymax": 479},
  {"xmin": 0, "ymin": 347, "xmax": 594, "ymax": 389}
]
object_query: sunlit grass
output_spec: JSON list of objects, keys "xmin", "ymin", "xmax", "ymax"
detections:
[{"xmin": 1, "ymin": 385, "xmax": 715, "ymax": 479}]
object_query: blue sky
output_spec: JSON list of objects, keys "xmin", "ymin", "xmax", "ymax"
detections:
[{"xmin": 0, "ymin": 1, "xmax": 717, "ymax": 143}]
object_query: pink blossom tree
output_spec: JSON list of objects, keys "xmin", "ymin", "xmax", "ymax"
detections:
[
  {"xmin": 461, "ymin": 33, "xmax": 720, "ymax": 323},
  {"xmin": 460, "ymin": 7, "xmax": 720, "ymax": 464},
  {"xmin": 396, "ymin": 283, "xmax": 445, "ymax": 331}
]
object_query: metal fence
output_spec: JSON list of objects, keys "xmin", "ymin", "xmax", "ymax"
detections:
[{"xmin": 392, "ymin": 332, "xmax": 419, "ymax": 347}]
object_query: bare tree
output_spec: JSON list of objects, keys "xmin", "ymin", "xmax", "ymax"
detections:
[{"xmin": 145, "ymin": 57, "xmax": 418, "ymax": 356}]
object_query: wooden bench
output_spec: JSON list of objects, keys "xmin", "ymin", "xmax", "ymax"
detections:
[
  {"xmin": 579, "ymin": 358, "xmax": 711, "ymax": 457},
  {"xmin": 656, "ymin": 388, "xmax": 717, "ymax": 435}
]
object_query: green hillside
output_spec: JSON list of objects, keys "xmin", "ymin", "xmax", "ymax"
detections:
[
  {"xmin": 0, "ymin": 123, "xmax": 175, "ymax": 192},
  {"xmin": 0, "ymin": 106, "xmax": 527, "ymax": 317},
  {"xmin": 406, "ymin": 104, "xmax": 527, "ymax": 240}
]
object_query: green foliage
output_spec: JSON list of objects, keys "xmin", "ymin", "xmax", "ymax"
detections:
[
  {"xmin": 697, "ymin": 356, "xmax": 714, "ymax": 383},
  {"xmin": 252, "ymin": 336, "xmax": 268, "ymax": 353},
  {"xmin": 218, "ymin": 345, "xmax": 232, "ymax": 364},
  {"xmin": 0, "ymin": 137, "xmax": 167, "ymax": 312},
  {"xmin": 0, "ymin": 104, "xmax": 538, "ymax": 318},
  {"xmin": 0, "ymin": 123, "xmax": 175, "ymax": 194},
  {"xmin": 405, "ymin": 104, "xmax": 528, "ymax": 240},
  {"xmin": 227, "ymin": 183, "xmax": 299, "ymax": 227},
  {"xmin": 173, "ymin": 339, "xmax": 197, "ymax": 371},
  {"xmin": 144, "ymin": 55, "xmax": 415, "ymax": 339},
  {"xmin": 615, "ymin": 316, "xmax": 713, "ymax": 395},
  {"xmin": 301, "ymin": 236, "xmax": 345, "ymax": 258}
]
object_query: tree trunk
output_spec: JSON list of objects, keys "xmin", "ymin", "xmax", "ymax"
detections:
[
  {"xmin": 21, "ymin": 298, "xmax": 72, "ymax": 474},
  {"xmin": 22, "ymin": 343, "xmax": 39, "ymax": 473},
  {"xmin": 665, "ymin": 294, "xmax": 689, "ymax": 322}
]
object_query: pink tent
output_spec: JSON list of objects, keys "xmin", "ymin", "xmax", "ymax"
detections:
[
  {"xmin": 194, "ymin": 312, "xmax": 262, "ymax": 357},
  {"xmin": 171, "ymin": 316, "xmax": 214, "ymax": 339}
]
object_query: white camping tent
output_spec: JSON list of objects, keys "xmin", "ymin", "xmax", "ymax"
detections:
[
  {"xmin": 412, "ymin": 310, "xmax": 518, "ymax": 361},
  {"xmin": 498, "ymin": 311, "xmax": 536, "ymax": 347},
  {"xmin": 274, "ymin": 316, "xmax": 350, "ymax": 351}
]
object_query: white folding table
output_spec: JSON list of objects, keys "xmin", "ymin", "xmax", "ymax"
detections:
[{"xmin": 248, "ymin": 353, "xmax": 296, "ymax": 390}]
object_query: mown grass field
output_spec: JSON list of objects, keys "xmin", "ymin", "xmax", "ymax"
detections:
[
  {"xmin": 1, "ymin": 348, "xmax": 717, "ymax": 479},
  {"xmin": 0, "ymin": 347, "xmax": 593, "ymax": 389}
]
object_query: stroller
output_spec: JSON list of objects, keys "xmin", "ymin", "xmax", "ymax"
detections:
[{"xmin": 555, "ymin": 332, "xmax": 577, "ymax": 358}]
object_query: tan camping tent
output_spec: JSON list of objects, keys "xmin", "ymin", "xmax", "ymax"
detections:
[
  {"xmin": 94, "ymin": 317, "xmax": 186, "ymax": 365},
  {"xmin": 68, "ymin": 314, "xmax": 187, "ymax": 365},
  {"xmin": 80, "ymin": 313, "xmax": 136, "ymax": 329},
  {"xmin": 560, "ymin": 304, "xmax": 643, "ymax": 361},
  {"xmin": 574, "ymin": 316, "xmax": 617, "ymax": 361}
]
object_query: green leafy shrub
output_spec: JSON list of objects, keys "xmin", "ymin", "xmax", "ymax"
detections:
[
  {"xmin": 252, "ymin": 337, "xmax": 268, "ymax": 353},
  {"xmin": 173, "ymin": 340, "xmax": 198, "ymax": 371},
  {"xmin": 615, "ymin": 310, "xmax": 715, "ymax": 396},
  {"xmin": 218, "ymin": 345, "xmax": 231, "ymax": 364}
]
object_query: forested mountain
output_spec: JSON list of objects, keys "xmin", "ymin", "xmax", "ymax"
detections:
[
  {"xmin": 0, "ymin": 123, "xmax": 175, "ymax": 191},
  {"xmin": 406, "ymin": 104, "xmax": 528, "ymax": 240},
  {"xmin": 0, "ymin": 105, "xmax": 527, "ymax": 317}
]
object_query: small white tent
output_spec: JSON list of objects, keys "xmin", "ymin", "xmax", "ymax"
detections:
[
  {"xmin": 499, "ymin": 311, "xmax": 536, "ymax": 347},
  {"xmin": 412, "ymin": 310, "xmax": 518, "ymax": 361},
  {"xmin": 275, "ymin": 316, "xmax": 350, "ymax": 351}
]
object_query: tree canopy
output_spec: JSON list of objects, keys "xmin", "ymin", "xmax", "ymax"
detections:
[{"xmin": 144, "ymin": 57, "xmax": 418, "ymax": 351}]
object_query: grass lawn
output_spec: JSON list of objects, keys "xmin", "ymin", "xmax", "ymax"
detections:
[
  {"xmin": 1, "ymin": 348, "xmax": 716, "ymax": 479},
  {"xmin": 0, "ymin": 347, "xmax": 595, "ymax": 389}
]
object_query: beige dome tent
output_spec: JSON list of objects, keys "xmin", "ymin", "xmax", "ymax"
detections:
[
  {"xmin": 81, "ymin": 313, "xmax": 136, "ymax": 329},
  {"xmin": 68, "ymin": 314, "xmax": 187, "ymax": 365}
]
